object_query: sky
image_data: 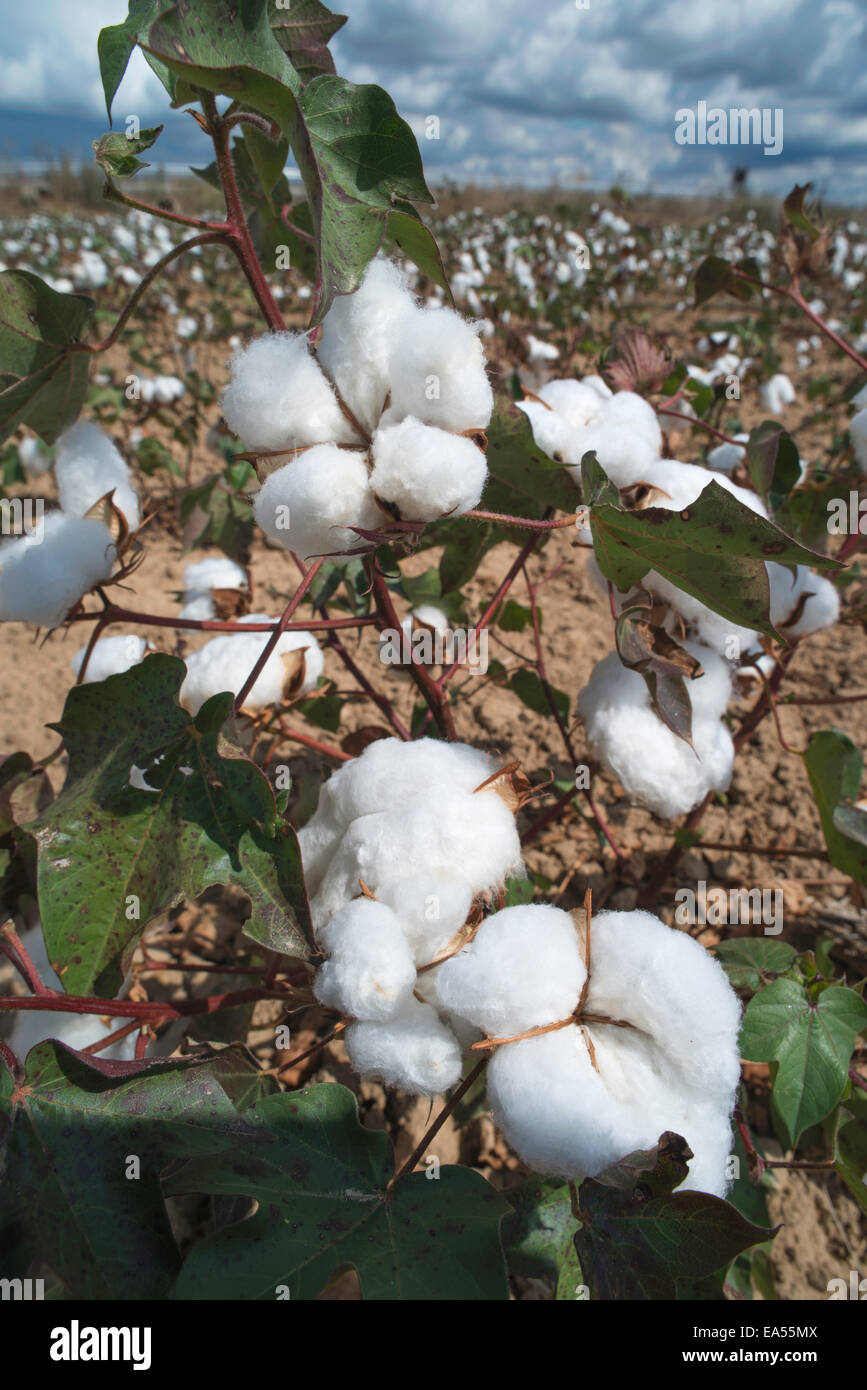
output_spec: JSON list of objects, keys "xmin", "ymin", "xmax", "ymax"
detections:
[{"xmin": 0, "ymin": 0, "xmax": 865, "ymax": 202}]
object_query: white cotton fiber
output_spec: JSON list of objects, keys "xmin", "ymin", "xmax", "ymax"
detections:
[
  {"xmin": 768, "ymin": 563, "xmax": 839, "ymax": 637},
  {"xmin": 602, "ymin": 391, "xmax": 663, "ymax": 453},
  {"xmin": 410, "ymin": 604, "xmax": 450, "ymax": 635},
  {"xmin": 382, "ymin": 303, "xmax": 494, "ymax": 433},
  {"xmin": 707, "ymin": 434, "xmax": 748, "ymax": 473},
  {"xmin": 221, "ymin": 333, "xmax": 360, "ymax": 452},
  {"xmin": 344, "ymin": 996, "xmax": 463, "ymax": 1095},
  {"xmin": 581, "ymin": 374, "xmax": 614, "ymax": 401},
  {"xmin": 18, "ymin": 434, "xmax": 50, "ymax": 477},
  {"xmin": 851, "ymin": 409, "xmax": 867, "ymax": 474},
  {"xmin": 0, "ymin": 511, "xmax": 116, "ymax": 628},
  {"xmin": 179, "ymin": 617, "xmax": 322, "ymax": 715},
  {"xmin": 759, "ymin": 373, "xmax": 796, "ymax": 414},
  {"xmin": 313, "ymin": 898, "xmax": 416, "ymax": 1021},
  {"xmin": 182, "ymin": 556, "xmax": 247, "ymax": 595},
  {"xmin": 308, "ymin": 781, "xmax": 523, "ymax": 930},
  {"xmin": 253, "ymin": 446, "xmax": 384, "ymax": 559},
  {"xmin": 55, "ymin": 421, "xmax": 140, "ymax": 530},
  {"xmin": 578, "ymin": 647, "xmax": 735, "ymax": 818},
  {"xmin": 369, "ymin": 417, "xmax": 487, "ymax": 520},
  {"xmin": 377, "ymin": 873, "xmax": 473, "ymax": 964},
  {"xmin": 437, "ymin": 904, "xmax": 585, "ymax": 1036},
  {"xmin": 71, "ymin": 634, "xmax": 148, "ymax": 683},
  {"xmin": 536, "ymin": 379, "xmax": 606, "ymax": 430},
  {"xmin": 486, "ymin": 908, "xmax": 740, "ymax": 1194},
  {"xmin": 516, "ymin": 398, "xmax": 581, "ymax": 463},
  {"xmin": 317, "ymin": 258, "xmax": 417, "ymax": 434}
]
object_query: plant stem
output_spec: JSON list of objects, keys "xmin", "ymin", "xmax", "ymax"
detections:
[
  {"xmin": 233, "ymin": 560, "xmax": 324, "ymax": 714},
  {"xmin": 0, "ymin": 985, "xmax": 295, "ymax": 1023},
  {"xmin": 464, "ymin": 509, "xmax": 579, "ymax": 531},
  {"xmin": 388, "ymin": 1057, "xmax": 488, "ymax": 1189},
  {"xmin": 657, "ymin": 409, "xmax": 744, "ymax": 447},
  {"xmin": 368, "ymin": 560, "xmax": 457, "ymax": 739},
  {"xmin": 66, "ymin": 604, "xmax": 373, "ymax": 635}
]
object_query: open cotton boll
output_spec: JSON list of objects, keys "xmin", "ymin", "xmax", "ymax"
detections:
[
  {"xmin": 182, "ymin": 556, "xmax": 247, "ymax": 595},
  {"xmin": 377, "ymin": 874, "xmax": 473, "ymax": 963},
  {"xmin": 581, "ymin": 374, "xmax": 614, "ymax": 401},
  {"xmin": 850, "ymin": 409, "xmax": 867, "ymax": 474},
  {"xmin": 221, "ymin": 333, "xmax": 360, "ymax": 453},
  {"xmin": 317, "ymin": 258, "xmax": 417, "ymax": 433},
  {"xmin": 18, "ymin": 434, "xmax": 51, "ymax": 477},
  {"xmin": 71, "ymin": 634, "xmax": 149, "ymax": 683},
  {"xmin": 383, "ymin": 304, "xmax": 494, "ymax": 433},
  {"xmin": 759, "ymin": 373, "xmax": 796, "ymax": 415},
  {"xmin": 179, "ymin": 619, "xmax": 322, "ymax": 715},
  {"xmin": 586, "ymin": 910, "xmax": 741, "ymax": 1100},
  {"xmin": 768, "ymin": 564, "xmax": 839, "ymax": 637},
  {"xmin": 516, "ymin": 398, "xmax": 581, "ymax": 463},
  {"xmin": 602, "ymin": 391, "xmax": 663, "ymax": 454},
  {"xmin": 297, "ymin": 803, "xmax": 346, "ymax": 900},
  {"xmin": 253, "ymin": 446, "xmax": 383, "ymax": 560},
  {"xmin": 308, "ymin": 782, "xmax": 523, "ymax": 930},
  {"xmin": 344, "ymin": 997, "xmax": 463, "ymax": 1096},
  {"xmin": 578, "ymin": 649, "xmax": 735, "ymax": 818},
  {"xmin": 313, "ymin": 898, "xmax": 416, "ymax": 1022},
  {"xmin": 307, "ymin": 737, "xmax": 501, "ymax": 834},
  {"xmin": 369, "ymin": 417, "xmax": 487, "ymax": 521},
  {"xmin": 0, "ymin": 512, "xmax": 116, "ymax": 629},
  {"xmin": 707, "ymin": 434, "xmax": 749, "ymax": 473},
  {"xmin": 409, "ymin": 603, "xmax": 450, "ymax": 635},
  {"xmin": 55, "ymin": 421, "xmax": 140, "ymax": 530},
  {"xmin": 535, "ymin": 379, "xmax": 607, "ymax": 431},
  {"xmin": 437, "ymin": 904, "xmax": 585, "ymax": 1037}
]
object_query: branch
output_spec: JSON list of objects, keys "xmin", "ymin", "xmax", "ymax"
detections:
[
  {"xmin": 82, "ymin": 232, "xmax": 227, "ymax": 354},
  {"xmin": 233, "ymin": 560, "xmax": 324, "ymax": 714}
]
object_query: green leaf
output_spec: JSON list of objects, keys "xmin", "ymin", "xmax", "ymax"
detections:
[
  {"xmin": 501, "ymin": 1177, "xmax": 577, "ymax": 1284},
  {"xmin": 508, "ymin": 668, "xmax": 568, "ymax": 725},
  {"xmin": 169, "ymin": 1083, "xmax": 510, "ymax": 1299},
  {"xmin": 28, "ymin": 657, "xmax": 312, "ymax": 996},
  {"xmin": 804, "ymin": 729, "xmax": 867, "ymax": 884},
  {"xmin": 740, "ymin": 979, "xmax": 867, "ymax": 1145},
  {"xmin": 498, "ymin": 599, "xmax": 534, "ymax": 633},
  {"xmin": 297, "ymin": 75, "xmax": 434, "ymax": 320},
  {"xmin": 268, "ymin": 0, "xmax": 347, "ymax": 82},
  {"xmin": 576, "ymin": 1133, "xmax": 769, "ymax": 1300},
  {"xmin": 385, "ymin": 203, "xmax": 452, "ymax": 301},
  {"xmin": 746, "ymin": 421, "xmax": 801, "ymax": 513},
  {"xmin": 295, "ymin": 685, "xmax": 343, "ymax": 732},
  {"xmin": 0, "ymin": 271, "xmax": 94, "ymax": 445},
  {"xmin": 0, "ymin": 1044, "xmax": 270, "ymax": 1298},
  {"xmin": 694, "ymin": 255, "xmax": 752, "ymax": 307},
  {"xmin": 181, "ymin": 474, "xmax": 254, "ymax": 561},
  {"xmin": 482, "ymin": 396, "xmax": 578, "ymax": 523},
  {"xmin": 714, "ymin": 938, "xmax": 796, "ymax": 992},
  {"xmin": 830, "ymin": 1093, "xmax": 867, "ymax": 1215},
  {"xmin": 783, "ymin": 184, "xmax": 820, "ymax": 240},
  {"xmin": 97, "ymin": 1, "xmax": 174, "ymax": 123},
  {"xmin": 93, "ymin": 124, "xmax": 163, "ymax": 179},
  {"xmin": 590, "ymin": 476, "xmax": 840, "ymax": 639}
]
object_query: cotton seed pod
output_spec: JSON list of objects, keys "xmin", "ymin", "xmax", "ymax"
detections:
[
  {"xmin": 344, "ymin": 996, "xmax": 463, "ymax": 1096},
  {"xmin": 313, "ymin": 897, "xmax": 417, "ymax": 1022},
  {"xmin": 221, "ymin": 332, "xmax": 361, "ymax": 453},
  {"xmin": 369, "ymin": 416, "xmax": 488, "ymax": 521},
  {"xmin": 253, "ymin": 445, "xmax": 384, "ymax": 560}
]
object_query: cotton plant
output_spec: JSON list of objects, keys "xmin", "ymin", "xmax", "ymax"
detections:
[
  {"xmin": 516, "ymin": 374, "xmax": 663, "ymax": 485},
  {"xmin": 224, "ymin": 258, "xmax": 493, "ymax": 560},
  {"xmin": 179, "ymin": 614, "xmax": 324, "ymax": 717}
]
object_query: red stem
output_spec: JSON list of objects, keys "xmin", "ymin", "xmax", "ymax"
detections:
[
  {"xmin": 67, "ymin": 604, "xmax": 374, "ymax": 635},
  {"xmin": 233, "ymin": 560, "xmax": 324, "ymax": 714}
]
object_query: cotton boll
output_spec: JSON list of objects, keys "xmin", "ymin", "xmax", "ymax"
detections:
[
  {"xmin": 179, "ymin": 595, "xmax": 218, "ymax": 621},
  {"xmin": 377, "ymin": 873, "xmax": 473, "ymax": 963},
  {"xmin": 309, "ymin": 782, "xmax": 523, "ymax": 930},
  {"xmin": 344, "ymin": 997, "xmax": 463, "ymax": 1095},
  {"xmin": 759, "ymin": 373, "xmax": 796, "ymax": 414},
  {"xmin": 707, "ymin": 434, "xmax": 748, "ymax": 473},
  {"xmin": 565, "ymin": 421, "xmax": 661, "ymax": 488},
  {"xmin": 179, "ymin": 620, "xmax": 322, "ymax": 715},
  {"xmin": 516, "ymin": 398, "xmax": 581, "ymax": 464},
  {"xmin": 221, "ymin": 333, "xmax": 360, "ymax": 452},
  {"xmin": 0, "ymin": 512, "xmax": 116, "ymax": 629},
  {"xmin": 71, "ymin": 634, "xmax": 148, "ymax": 683},
  {"xmin": 383, "ymin": 304, "xmax": 494, "ymax": 433},
  {"xmin": 55, "ymin": 421, "xmax": 140, "ymax": 530},
  {"xmin": 437, "ymin": 904, "xmax": 585, "ymax": 1036},
  {"xmin": 18, "ymin": 434, "xmax": 50, "ymax": 477},
  {"xmin": 253, "ymin": 446, "xmax": 383, "ymax": 560},
  {"xmin": 410, "ymin": 604, "xmax": 450, "ymax": 636},
  {"xmin": 768, "ymin": 564, "xmax": 839, "ymax": 637},
  {"xmin": 369, "ymin": 417, "xmax": 487, "ymax": 521},
  {"xmin": 581, "ymin": 374, "xmax": 614, "ymax": 401},
  {"xmin": 603, "ymin": 391, "xmax": 663, "ymax": 454},
  {"xmin": 297, "ymin": 804, "xmax": 346, "ymax": 899},
  {"xmin": 317, "ymin": 258, "xmax": 417, "ymax": 434},
  {"xmin": 578, "ymin": 650, "xmax": 735, "ymax": 818},
  {"xmin": 586, "ymin": 910, "xmax": 742, "ymax": 1101},
  {"xmin": 536, "ymin": 379, "xmax": 607, "ymax": 430},
  {"xmin": 313, "ymin": 898, "xmax": 417, "ymax": 1022},
  {"xmin": 850, "ymin": 409, "xmax": 867, "ymax": 474},
  {"xmin": 183, "ymin": 556, "xmax": 248, "ymax": 595}
]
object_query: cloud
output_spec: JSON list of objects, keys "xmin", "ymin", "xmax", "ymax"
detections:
[{"xmin": 0, "ymin": 0, "xmax": 863, "ymax": 202}]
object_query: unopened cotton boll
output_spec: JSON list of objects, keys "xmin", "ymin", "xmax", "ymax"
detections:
[
  {"xmin": 179, "ymin": 618, "xmax": 323, "ymax": 715},
  {"xmin": 54, "ymin": 421, "xmax": 140, "ymax": 530},
  {"xmin": 437, "ymin": 904, "xmax": 585, "ymax": 1036},
  {"xmin": 0, "ymin": 512, "xmax": 116, "ymax": 629},
  {"xmin": 382, "ymin": 303, "xmax": 494, "ymax": 433},
  {"xmin": 344, "ymin": 997, "xmax": 463, "ymax": 1096},
  {"xmin": 317, "ymin": 258, "xmax": 417, "ymax": 434},
  {"xmin": 221, "ymin": 333, "xmax": 360, "ymax": 453},
  {"xmin": 578, "ymin": 647, "xmax": 734, "ymax": 818},
  {"xmin": 313, "ymin": 898, "xmax": 417, "ymax": 1021},
  {"xmin": 377, "ymin": 874, "xmax": 473, "ymax": 964},
  {"xmin": 253, "ymin": 446, "xmax": 384, "ymax": 560},
  {"xmin": 71, "ymin": 634, "xmax": 149, "ymax": 683},
  {"xmin": 369, "ymin": 417, "xmax": 487, "ymax": 520}
]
